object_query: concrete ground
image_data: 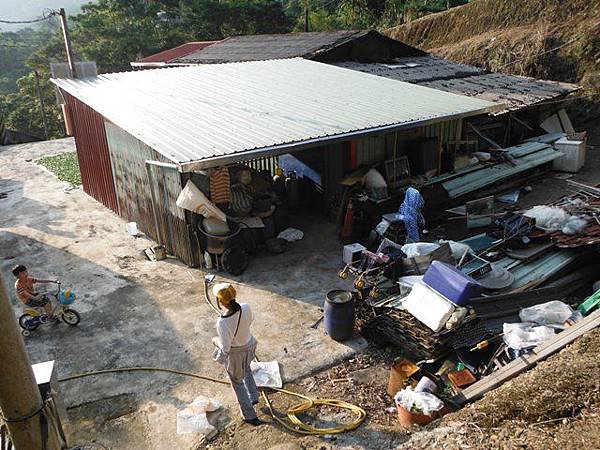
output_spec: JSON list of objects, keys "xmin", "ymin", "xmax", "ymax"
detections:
[{"xmin": 0, "ymin": 138, "xmax": 367, "ymax": 450}]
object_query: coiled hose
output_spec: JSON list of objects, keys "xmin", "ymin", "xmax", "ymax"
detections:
[{"xmin": 59, "ymin": 366, "xmax": 366, "ymax": 435}]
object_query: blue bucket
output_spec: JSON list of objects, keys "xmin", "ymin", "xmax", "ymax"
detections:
[{"xmin": 59, "ymin": 291, "xmax": 75, "ymax": 305}]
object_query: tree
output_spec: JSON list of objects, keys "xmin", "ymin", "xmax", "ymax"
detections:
[{"xmin": 0, "ymin": 72, "xmax": 63, "ymax": 139}]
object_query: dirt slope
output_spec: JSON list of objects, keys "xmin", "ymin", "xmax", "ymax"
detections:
[{"xmin": 386, "ymin": 0, "xmax": 600, "ymax": 87}]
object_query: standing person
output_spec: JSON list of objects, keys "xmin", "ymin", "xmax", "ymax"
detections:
[
  {"xmin": 12, "ymin": 265, "xmax": 57, "ymax": 317},
  {"xmin": 211, "ymin": 283, "xmax": 262, "ymax": 426}
]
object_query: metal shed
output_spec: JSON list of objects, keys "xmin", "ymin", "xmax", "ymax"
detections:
[{"xmin": 52, "ymin": 58, "xmax": 498, "ymax": 266}]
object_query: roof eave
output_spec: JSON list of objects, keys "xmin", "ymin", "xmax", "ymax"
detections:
[{"xmin": 179, "ymin": 103, "xmax": 502, "ymax": 172}]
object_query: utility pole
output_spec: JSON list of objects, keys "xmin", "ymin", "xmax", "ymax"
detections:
[
  {"xmin": 58, "ymin": 8, "xmax": 76, "ymax": 78},
  {"xmin": 0, "ymin": 271, "xmax": 63, "ymax": 449},
  {"xmin": 34, "ymin": 71, "xmax": 50, "ymax": 140},
  {"xmin": 304, "ymin": 0, "xmax": 309, "ymax": 32}
]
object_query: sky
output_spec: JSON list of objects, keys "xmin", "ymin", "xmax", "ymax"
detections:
[{"xmin": 0, "ymin": 0, "xmax": 92, "ymax": 31}]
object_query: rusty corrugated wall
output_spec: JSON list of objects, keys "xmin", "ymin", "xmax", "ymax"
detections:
[
  {"xmin": 356, "ymin": 134, "xmax": 386, "ymax": 165},
  {"xmin": 62, "ymin": 91, "xmax": 119, "ymax": 213},
  {"xmin": 104, "ymin": 122, "xmax": 196, "ymax": 266}
]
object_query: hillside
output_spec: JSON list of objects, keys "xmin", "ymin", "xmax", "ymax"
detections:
[{"xmin": 386, "ymin": 0, "xmax": 600, "ymax": 89}]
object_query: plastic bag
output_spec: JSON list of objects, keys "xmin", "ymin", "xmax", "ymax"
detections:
[
  {"xmin": 503, "ymin": 322, "xmax": 555, "ymax": 350},
  {"xmin": 438, "ymin": 239, "xmax": 472, "ymax": 260},
  {"xmin": 176, "ymin": 396, "xmax": 222, "ymax": 435},
  {"xmin": 562, "ymin": 216, "xmax": 587, "ymax": 235},
  {"xmin": 397, "ymin": 275, "xmax": 423, "ymax": 296},
  {"xmin": 474, "ymin": 152, "xmax": 491, "ymax": 162},
  {"xmin": 519, "ymin": 300, "xmax": 574, "ymax": 326},
  {"xmin": 523, "ymin": 205, "xmax": 570, "ymax": 231},
  {"xmin": 401, "ymin": 242, "xmax": 440, "ymax": 258},
  {"xmin": 375, "ymin": 220, "xmax": 390, "ymax": 236},
  {"xmin": 250, "ymin": 361, "xmax": 282, "ymax": 389},
  {"xmin": 364, "ymin": 168, "xmax": 387, "ymax": 189},
  {"xmin": 364, "ymin": 168, "xmax": 388, "ymax": 200},
  {"xmin": 277, "ymin": 228, "xmax": 304, "ymax": 242},
  {"xmin": 394, "ymin": 387, "xmax": 444, "ymax": 415}
]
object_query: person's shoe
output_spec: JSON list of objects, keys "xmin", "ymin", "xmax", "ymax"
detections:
[{"xmin": 243, "ymin": 417, "xmax": 263, "ymax": 426}]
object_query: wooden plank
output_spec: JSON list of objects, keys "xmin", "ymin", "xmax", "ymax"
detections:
[{"xmin": 453, "ymin": 309, "xmax": 600, "ymax": 405}]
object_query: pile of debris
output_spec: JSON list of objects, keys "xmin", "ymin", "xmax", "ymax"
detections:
[{"xmin": 340, "ymin": 179, "xmax": 600, "ymax": 426}]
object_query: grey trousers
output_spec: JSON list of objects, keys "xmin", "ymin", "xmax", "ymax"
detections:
[{"xmin": 226, "ymin": 338, "xmax": 259, "ymax": 420}]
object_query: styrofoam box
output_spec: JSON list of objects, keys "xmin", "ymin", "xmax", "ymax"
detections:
[
  {"xmin": 553, "ymin": 138, "xmax": 586, "ymax": 173},
  {"xmin": 401, "ymin": 282, "xmax": 455, "ymax": 332}
]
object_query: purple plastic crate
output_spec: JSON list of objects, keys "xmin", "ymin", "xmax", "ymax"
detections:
[{"xmin": 423, "ymin": 261, "xmax": 482, "ymax": 306}]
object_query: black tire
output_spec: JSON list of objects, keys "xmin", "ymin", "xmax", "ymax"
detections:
[
  {"xmin": 61, "ymin": 308, "xmax": 81, "ymax": 326},
  {"xmin": 221, "ymin": 246, "xmax": 249, "ymax": 276},
  {"xmin": 19, "ymin": 313, "xmax": 39, "ymax": 331}
]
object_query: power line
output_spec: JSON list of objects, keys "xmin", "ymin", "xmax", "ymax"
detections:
[{"xmin": 0, "ymin": 11, "xmax": 57, "ymax": 24}]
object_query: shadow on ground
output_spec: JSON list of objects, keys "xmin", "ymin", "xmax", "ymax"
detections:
[{"xmin": 0, "ymin": 232, "xmax": 205, "ymax": 449}]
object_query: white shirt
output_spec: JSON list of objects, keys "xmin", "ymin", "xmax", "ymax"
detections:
[{"xmin": 216, "ymin": 303, "xmax": 254, "ymax": 353}]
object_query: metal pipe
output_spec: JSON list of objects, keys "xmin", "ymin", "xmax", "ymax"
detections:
[{"xmin": 144, "ymin": 159, "xmax": 179, "ymax": 170}]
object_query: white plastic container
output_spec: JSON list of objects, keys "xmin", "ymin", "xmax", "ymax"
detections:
[
  {"xmin": 553, "ymin": 137, "xmax": 586, "ymax": 173},
  {"xmin": 343, "ymin": 243, "xmax": 366, "ymax": 264},
  {"xmin": 126, "ymin": 222, "xmax": 139, "ymax": 236}
]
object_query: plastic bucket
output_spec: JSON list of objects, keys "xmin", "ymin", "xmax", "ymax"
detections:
[
  {"xmin": 396, "ymin": 405, "xmax": 436, "ymax": 427},
  {"xmin": 324, "ymin": 290, "xmax": 354, "ymax": 341}
]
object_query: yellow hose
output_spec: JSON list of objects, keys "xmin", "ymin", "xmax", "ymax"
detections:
[{"xmin": 59, "ymin": 366, "xmax": 366, "ymax": 435}]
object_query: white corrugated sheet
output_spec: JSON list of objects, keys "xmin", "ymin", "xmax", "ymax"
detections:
[{"xmin": 52, "ymin": 58, "xmax": 498, "ymax": 170}]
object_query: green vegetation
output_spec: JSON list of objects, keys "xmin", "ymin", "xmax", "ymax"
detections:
[
  {"xmin": 38, "ymin": 152, "xmax": 82, "ymax": 186},
  {"xmin": 0, "ymin": 0, "xmax": 468, "ymax": 140}
]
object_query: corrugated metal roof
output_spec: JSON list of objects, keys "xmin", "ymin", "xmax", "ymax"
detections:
[
  {"xmin": 171, "ymin": 30, "xmax": 364, "ymax": 64},
  {"xmin": 334, "ymin": 59, "xmax": 578, "ymax": 114},
  {"xmin": 422, "ymin": 73, "xmax": 578, "ymax": 115},
  {"xmin": 51, "ymin": 58, "xmax": 498, "ymax": 170},
  {"xmin": 172, "ymin": 30, "xmax": 427, "ymax": 65},
  {"xmin": 132, "ymin": 41, "xmax": 219, "ymax": 67},
  {"xmin": 438, "ymin": 142, "xmax": 562, "ymax": 199},
  {"xmin": 334, "ymin": 56, "xmax": 483, "ymax": 83}
]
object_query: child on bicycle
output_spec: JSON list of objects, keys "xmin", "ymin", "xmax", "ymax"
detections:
[{"xmin": 12, "ymin": 265, "xmax": 57, "ymax": 317}]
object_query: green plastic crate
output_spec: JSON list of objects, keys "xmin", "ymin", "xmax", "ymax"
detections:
[{"xmin": 578, "ymin": 290, "xmax": 600, "ymax": 316}]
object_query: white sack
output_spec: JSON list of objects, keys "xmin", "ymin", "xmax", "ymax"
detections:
[{"xmin": 176, "ymin": 180, "xmax": 226, "ymax": 222}]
